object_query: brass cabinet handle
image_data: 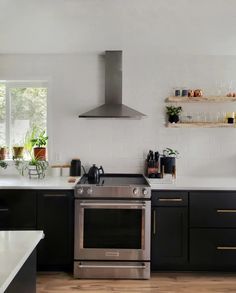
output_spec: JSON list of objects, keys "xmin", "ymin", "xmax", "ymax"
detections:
[
  {"xmin": 217, "ymin": 209, "xmax": 236, "ymax": 213},
  {"xmin": 0, "ymin": 208, "xmax": 9, "ymax": 212},
  {"xmin": 43, "ymin": 194, "xmax": 68, "ymax": 198},
  {"xmin": 153, "ymin": 210, "xmax": 156, "ymax": 236},
  {"xmin": 158, "ymin": 198, "xmax": 183, "ymax": 202},
  {"xmin": 217, "ymin": 246, "xmax": 236, "ymax": 250}
]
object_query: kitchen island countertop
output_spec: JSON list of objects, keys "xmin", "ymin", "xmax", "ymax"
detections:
[
  {"xmin": 0, "ymin": 230, "xmax": 44, "ymax": 293},
  {"xmin": 0, "ymin": 175, "xmax": 80, "ymax": 190}
]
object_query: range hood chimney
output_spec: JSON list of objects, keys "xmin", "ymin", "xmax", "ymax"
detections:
[{"xmin": 79, "ymin": 51, "xmax": 146, "ymax": 119}]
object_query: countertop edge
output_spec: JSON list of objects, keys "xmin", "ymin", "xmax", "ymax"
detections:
[{"xmin": 0, "ymin": 231, "xmax": 44, "ymax": 293}]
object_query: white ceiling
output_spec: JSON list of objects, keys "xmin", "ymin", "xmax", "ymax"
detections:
[{"xmin": 0, "ymin": 0, "xmax": 236, "ymax": 54}]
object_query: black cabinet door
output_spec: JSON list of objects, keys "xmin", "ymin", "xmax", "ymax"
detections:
[
  {"xmin": 37, "ymin": 190, "xmax": 74, "ymax": 270},
  {"xmin": 0, "ymin": 190, "xmax": 36, "ymax": 229},
  {"xmin": 151, "ymin": 207, "xmax": 188, "ymax": 270}
]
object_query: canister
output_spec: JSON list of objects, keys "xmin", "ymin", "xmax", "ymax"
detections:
[{"xmin": 70, "ymin": 159, "xmax": 81, "ymax": 176}]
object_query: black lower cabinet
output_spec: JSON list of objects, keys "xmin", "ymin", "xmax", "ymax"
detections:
[
  {"xmin": 189, "ymin": 191, "xmax": 236, "ymax": 270},
  {"xmin": 0, "ymin": 190, "xmax": 36, "ymax": 230},
  {"xmin": 151, "ymin": 207, "xmax": 188, "ymax": 270},
  {"xmin": 37, "ymin": 190, "xmax": 74, "ymax": 271}
]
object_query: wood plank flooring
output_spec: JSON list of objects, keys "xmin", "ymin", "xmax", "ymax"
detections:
[{"xmin": 37, "ymin": 272, "xmax": 236, "ymax": 293}]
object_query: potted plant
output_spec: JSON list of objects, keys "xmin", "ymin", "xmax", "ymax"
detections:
[
  {"xmin": 160, "ymin": 148, "xmax": 179, "ymax": 174},
  {"xmin": 15, "ymin": 158, "xmax": 48, "ymax": 178},
  {"xmin": 27, "ymin": 158, "xmax": 48, "ymax": 179},
  {"xmin": 166, "ymin": 105, "xmax": 182, "ymax": 123},
  {"xmin": 14, "ymin": 126, "xmax": 49, "ymax": 178},
  {"xmin": 0, "ymin": 146, "xmax": 7, "ymax": 160},
  {"xmin": 12, "ymin": 145, "xmax": 24, "ymax": 159},
  {"xmin": 31, "ymin": 129, "xmax": 48, "ymax": 161}
]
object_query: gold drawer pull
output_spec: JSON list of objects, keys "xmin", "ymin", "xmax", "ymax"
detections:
[
  {"xmin": 43, "ymin": 194, "xmax": 68, "ymax": 197},
  {"xmin": 158, "ymin": 198, "xmax": 183, "ymax": 202},
  {"xmin": 153, "ymin": 210, "xmax": 156, "ymax": 236},
  {"xmin": 217, "ymin": 246, "xmax": 236, "ymax": 250},
  {"xmin": 217, "ymin": 209, "xmax": 236, "ymax": 213}
]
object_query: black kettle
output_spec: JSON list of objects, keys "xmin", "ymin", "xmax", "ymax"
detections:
[{"xmin": 87, "ymin": 164, "xmax": 104, "ymax": 183}]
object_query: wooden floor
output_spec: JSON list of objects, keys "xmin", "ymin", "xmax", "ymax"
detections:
[{"xmin": 37, "ymin": 272, "xmax": 236, "ymax": 293}]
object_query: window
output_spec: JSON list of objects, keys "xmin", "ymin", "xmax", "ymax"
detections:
[{"xmin": 0, "ymin": 81, "xmax": 47, "ymax": 158}]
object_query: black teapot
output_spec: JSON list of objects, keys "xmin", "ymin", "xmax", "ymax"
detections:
[{"xmin": 87, "ymin": 164, "xmax": 104, "ymax": 183}]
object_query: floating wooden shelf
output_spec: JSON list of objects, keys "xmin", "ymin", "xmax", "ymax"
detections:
[
  {"xmin": 167, "ymin": 122, "xmax": 236, "ymax": 128},
  {"xmin": 166, "ymin": 96, "xmax": 236, "ymax": 103}
]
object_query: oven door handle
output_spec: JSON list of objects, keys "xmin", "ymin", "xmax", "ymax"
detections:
[
  {"xmin": 78, "ymin": 264, "xmax": 146, "ymax": 269},
  {"xmin": 79, "ymin": 202, "xmax": 147, "ymax": 208}
]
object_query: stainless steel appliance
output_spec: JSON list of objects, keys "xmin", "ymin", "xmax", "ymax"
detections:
[
  {"xmin": 74, "ymin": 174, "xmax": 151, "ymax": 279},
  {"xmin": 79, "ymin": 51, "xmax": 146, "ymax": 119}
]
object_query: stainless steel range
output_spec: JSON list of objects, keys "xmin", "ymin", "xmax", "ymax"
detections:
[{"xmin": 74, "ymin": 173, "xmax": 151, "ymax": 279}]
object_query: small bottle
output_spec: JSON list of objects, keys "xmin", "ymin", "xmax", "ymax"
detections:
[
  {"xmin": 227, "ymin": 112, "xmax": 235, "ymax": 124},
  {"xmin": 172, "ymin": 165, "xmax": 176, "ymax": 180},
  {"xmin": 161, "ymin": 165, "xmax": 165, "ymax": 178}
]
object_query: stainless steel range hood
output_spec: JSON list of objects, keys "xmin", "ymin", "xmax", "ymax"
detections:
[{"xmin": 79, "ymin": 51, "xmax": 146, "ymax": 119}]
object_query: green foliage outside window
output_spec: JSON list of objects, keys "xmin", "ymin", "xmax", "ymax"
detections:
[{"xmin": 0, "ymin": 83, "xmax": 47, "ymax": 151}]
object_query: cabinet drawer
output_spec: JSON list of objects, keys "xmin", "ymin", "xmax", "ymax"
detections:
[
  {"xmin": 190, "ymin": 191, "xmax": 236, "ymax": 227},
  {"xmin": 190, "ymin": 229, "xmax": 236, "ymax": 267},
  {"xmin": 152, "ymin": 191, "xmax": 188, "ymax": 207}
]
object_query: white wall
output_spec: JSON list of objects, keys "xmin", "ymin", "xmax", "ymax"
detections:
[{"xmin": 1, "ymin": 0, "xmax": 236, "ymax": 176}]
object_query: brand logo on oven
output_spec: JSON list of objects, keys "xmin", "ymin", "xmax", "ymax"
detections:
[{"xmin": 105, "ymin": 251, "xmax": 120, "ymax": 257}]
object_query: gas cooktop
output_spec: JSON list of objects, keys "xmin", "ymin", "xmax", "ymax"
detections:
[{"xmin": 78, "ymin": 173, "xmax": 148, "ymax": 186}]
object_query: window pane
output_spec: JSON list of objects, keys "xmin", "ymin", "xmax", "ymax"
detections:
[
  {"xmin": 10, "ymin": 87, "xmax": 47, "ymax": 146},
  {"xmin": 0, "ymin": 84, "xmax": 6, "ymax": 146}
]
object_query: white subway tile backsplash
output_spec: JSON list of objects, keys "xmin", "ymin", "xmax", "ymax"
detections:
[{"xmin": 1, "ymin": 53, "xmax": 236, "ymax": 176}]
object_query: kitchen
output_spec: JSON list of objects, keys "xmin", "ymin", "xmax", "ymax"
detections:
[{"xmin": 1, "ymin": 0, "xmax": 236, "ymax": 292}]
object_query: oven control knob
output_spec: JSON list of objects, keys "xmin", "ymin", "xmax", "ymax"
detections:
[
  {"xmin": 143, "ymin": 188, "xmax": 148, "ymax": 196},
  {"xmin": 133, "ymin": 188, "xmax": 139, "ymax": 195},
  {"xmin": 87, "ymin": 188, "xmax": 93, "ymax": 195},
  {"xmin": 77, "ymin": 188, "xmax": 84, "ymax": 195}
]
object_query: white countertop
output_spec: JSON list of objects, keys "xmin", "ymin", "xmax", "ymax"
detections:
[
  {"xmin": 0, "ymin": 175, "xmax": 80, "ymax": 189},
  {"xmin": 148, "ymin": 176, "xmax": 236, "ymax": 190},
  {"xmin": 0, "ymin": 174, "xmax": 236, "ymax": 191},
  {"xmin": 0, "ymin": 230, "xmax": 44, "ymax": 293}
]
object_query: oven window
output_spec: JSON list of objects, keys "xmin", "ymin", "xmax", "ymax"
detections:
[{"xmin": 84, "ymin": 209, "xmax": 142, "ymax": 249}]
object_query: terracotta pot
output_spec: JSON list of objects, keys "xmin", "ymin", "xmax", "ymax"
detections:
[
  {"xmin": 13, "ymin": 146, "xmax": 24, "ymax": 159},
  {"xmin": 0, "ymin": 147, "xmax": 6, "ymax": 160},
  {"xmin": 34, "ymin": 147, "xmax": 46, "ymax": 160},
  {"xmin": 194, "ymin": 89, "xmax": 203, "ymax": 97}
]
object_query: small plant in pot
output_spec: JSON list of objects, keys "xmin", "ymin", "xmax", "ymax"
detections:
[
  {"xmin": 14, "ymin": 127, "xmax": 48, "ymax": 178},
  {"xmin": 160, "ymin": 148, "xmax": 179, "ymax": 174},
  {"xmin": 0, "ymin": 146, "xmax": 7, "ymax": 160},
  {"xmin": 27, "ymin": 158, "xmax": 48, "ymax": 179},
  {"xmin": 12, "ymin": 145, "xmax": 24, "ymax": 159},
  {"xmin": 166, "ymin": 105, "xmax": 182, "ymax": 123},
  {"xmin": 31, "ymin": 130, "xmax": 48, "ymax": 161},
  {"xmin": 15, "ymin": 157, "xmax": 48, "ymax": 178}
]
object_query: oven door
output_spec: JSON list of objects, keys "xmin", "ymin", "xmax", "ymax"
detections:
[{"xmin": 74, "ymin": 199, "xmax": 150, "ymax": 261}]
